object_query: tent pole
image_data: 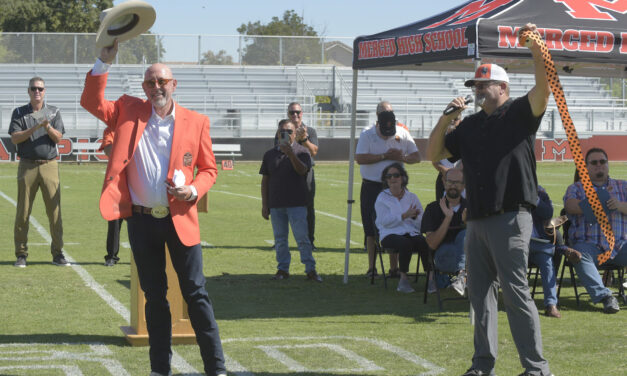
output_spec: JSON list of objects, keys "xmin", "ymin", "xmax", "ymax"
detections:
[{"xmin": 343, "ymin": 69, "xmax": 359, "ymax": 284}]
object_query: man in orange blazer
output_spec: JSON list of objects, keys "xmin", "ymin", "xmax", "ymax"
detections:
[{"xmin": 81, "ymin": 40, "xmax": 226, "ymax": 376}]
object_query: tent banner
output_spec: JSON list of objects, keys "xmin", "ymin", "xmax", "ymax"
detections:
[{"xmin": 353, "ymin": 0, "xmax": 627, "ymax": 70}]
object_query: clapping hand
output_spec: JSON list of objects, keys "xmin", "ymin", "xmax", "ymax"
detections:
[{"xmin": 439, "ymin": 198, "xmax": 454, "ymax": 218}]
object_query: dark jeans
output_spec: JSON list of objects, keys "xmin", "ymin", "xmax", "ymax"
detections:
[
  {"xmin": 127, "ymin": 212, "xmax": 225, "ymax": 375},
  {"xmin": 105, "ymin": 218, "xmax": 123, "ymax": 262},
  {"xmin": 381, "ymin": 233, "xmax": 429, "ymax": 273}
]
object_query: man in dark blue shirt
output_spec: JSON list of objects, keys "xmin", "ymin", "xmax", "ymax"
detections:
[{"xmin": 261, "ymin": 119, "xmax": 321, "ymax": 282}]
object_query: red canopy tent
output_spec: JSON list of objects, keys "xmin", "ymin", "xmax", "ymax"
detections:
[{"xmin": 342, "ymin": 0, "xmax": 627, "ymax": 282}]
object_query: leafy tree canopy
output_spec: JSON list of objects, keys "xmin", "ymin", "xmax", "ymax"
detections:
[
  {"xmin": 200, "ymin": 49, "xmax": 234, "ymax": 65},
  {"xmin": 0, "ymin": 0, "xmax": 163, "ymax": 64},
  {"xmin": 0, "ymin": 0, "xmax": 113, "ymax": 32},
  {"xmin": 236, "ymin": 10, "xmax": 322, "ymax": 66}
]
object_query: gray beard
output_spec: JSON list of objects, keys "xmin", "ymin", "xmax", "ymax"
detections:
[{"xmin": 152, "ymin": 97, "xmax": 167, "ymax": 108}]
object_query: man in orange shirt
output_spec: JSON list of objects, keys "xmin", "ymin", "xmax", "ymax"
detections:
[{"xmin": 81, "ymin": 40, "xmax": 226, "ymax": 376}]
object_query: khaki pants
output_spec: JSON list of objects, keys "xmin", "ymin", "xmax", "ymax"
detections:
[{"xmin": 14, "ymin": 159, "xmax": 63, "ymax": 258}]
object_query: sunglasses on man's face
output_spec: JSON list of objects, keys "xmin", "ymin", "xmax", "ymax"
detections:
[
  {"xmin": 385, "ymin": 173, "xmax": 401, "ymax": 179},
  {"xmin": 588, "ymin": 159, "xmax": 608, "ymax": 166},
  {"xmin": 30, "ymin": 87, "xmax": 45, "ymax": 92},
  {"xmin": 143, "ymin": 78, "xmax": 173, "ymax": 88},
  {"xmin": 288, "ymin": 110, "xmax": 302, "ymax": 116}
]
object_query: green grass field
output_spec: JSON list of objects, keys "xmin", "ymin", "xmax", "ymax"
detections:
[{"xmin": 0, "ymin": 161, "xmax": 626, "ymax": 376}]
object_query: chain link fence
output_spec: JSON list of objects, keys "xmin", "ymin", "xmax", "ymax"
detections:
[{"xmin": 0, "ymin": 33, "xmax": 354, "ymax": 66}]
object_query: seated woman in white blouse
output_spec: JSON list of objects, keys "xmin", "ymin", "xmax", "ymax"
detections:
[{"xmin": 375, "ymin": 163, "xmax": 429, "ymax": 293}]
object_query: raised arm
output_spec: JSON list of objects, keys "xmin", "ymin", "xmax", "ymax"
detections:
[{"xmin": 519, "ymin": 23, "xmax": 550, "ymax": 117}]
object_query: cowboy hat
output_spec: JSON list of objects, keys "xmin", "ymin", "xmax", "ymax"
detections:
[{"xmin": 96, "ymin": 0, "xmax": 156, "ymax": 48}]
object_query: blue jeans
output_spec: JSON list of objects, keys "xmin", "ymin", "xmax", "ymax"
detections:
[
  {"xmin": 529, "ymin": 240, "xmax": 558, "ymax": 307},
  {"xmin": 572, "ymin": 242, "xmax": 627, "ymax": 303},
  {"xmin": 270, "ymin": 207, "xmax": 316, "ymax": 273},
  {"xmin": 127, "ymin": 212, "xmax": 225, "ymax": 376},
  {"xmin": 434, "ymin": 229, "xmax": 466, "ymax": 273}
]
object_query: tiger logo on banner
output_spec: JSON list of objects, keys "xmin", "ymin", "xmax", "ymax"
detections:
[{"xmin": 518, "ymin": 28, "xmax": 615, "ymax": 265}]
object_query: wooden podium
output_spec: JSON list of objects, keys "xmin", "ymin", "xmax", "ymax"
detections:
[{"xmin": 120, "ymin": 246, "xmax": 198, "ymax": 346}]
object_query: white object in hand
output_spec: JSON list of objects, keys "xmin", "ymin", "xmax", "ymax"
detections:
[{"xmin": 173, "ymin": 169, "xmax": 186, "ymax": 188}]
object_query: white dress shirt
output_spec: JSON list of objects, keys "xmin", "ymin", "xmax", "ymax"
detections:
[
  {"xmin": 374, "ymin": 188, "xmax": 424, "ymax": 241},
  {"xmin": 91, "ymin": 59, "xmax": 196, "ymax": 207}
]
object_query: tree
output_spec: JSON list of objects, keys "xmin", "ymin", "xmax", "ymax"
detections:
[
  {"xmin": 0, "ymin": 0, "xmax": 164, "ymax": 64},
  {"xmin": 0, "ymin": 0, "xmax": 112, "ymax": 33},
  {"xmin": 200, "ymin": 49, "xmax": 234, "ymax": 65},
  {"xmin": 237, "ymin": 10, "xmax": 322, "ymax": 66}
]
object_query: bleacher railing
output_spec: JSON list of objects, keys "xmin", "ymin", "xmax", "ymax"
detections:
[{"xmin": 0, "ymin": 32, "xmax": 353, "ymax": 66}]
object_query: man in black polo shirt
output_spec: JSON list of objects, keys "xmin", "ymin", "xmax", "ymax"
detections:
[
  {"xmin": 261, "ymin": 119, "xmax": 322, "ymax": 282},
  {"xmin": 427, "ymin": 24, "xmax": 553, "ymax": 376},
  {"xmin": 9, "ymin": 76, "xmax": 67, "ymax": 267}
]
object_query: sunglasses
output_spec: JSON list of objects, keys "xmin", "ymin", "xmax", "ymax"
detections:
[
  {"xmin": 588, "ymin": 159, "xmax": 607, "ymax": 166},
  {"xmin": 385, "ymin": 173, "xmax": 401, "ymax": 179},
  {"xmin": 30, "ymin": 87, "xmax": 45, "ymax": 92},
  {"xmin": 280, "ymin": 129, "xmax": 293, "ymax": 134},
  {"xmin": 288, "ymin": 110, "xmax": 302, "ymax": 115},
  {"xmin": 143, "ymin": 78, "xmax": 173, "ymax": 88}
]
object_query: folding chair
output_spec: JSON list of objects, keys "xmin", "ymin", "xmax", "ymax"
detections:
[
  {"xmin": 423, "ymin": 248, "xmax": 466, "ymax": 311},
  {"xmin": 371, "ymin": 215, "xmax": 427, "ymax": 289},
  {"xmin": 557, "ymin": 209, "xmax": 626, "ymax": 305}
]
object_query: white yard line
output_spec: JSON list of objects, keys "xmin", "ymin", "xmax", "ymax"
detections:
[
  {"xmin": 0, "ymin": 190, "xmax": 200, "ymax": 375},
  {"xmin": 212, "ymin": 189, "xmax": 363, "ymax": 228}
]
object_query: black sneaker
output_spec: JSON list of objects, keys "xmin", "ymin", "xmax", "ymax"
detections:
[
  {"xmin": 52, "ymin": 253, "xmax": 70, "ymax": 266},
  {"xmin": 461, "ymin": 369, "xmax": 495, "ymax": 376},
  {"xmin": 306, "ymin": 270, "xmax": 323, "ymax": 282},
  {"xmin": 602, "ymin": 295, "xmax": 620, "ymax": 314},
  {"xmin": 104, "ymin": 258, "xmax": 116, "ymax": 267},
  {"xmin": 14, "ymin": 256, "xmax": 26, "ymax": 268},
  {"xmin": 271, "ymin": 270, "xmax": 290, "ymax": 280}
]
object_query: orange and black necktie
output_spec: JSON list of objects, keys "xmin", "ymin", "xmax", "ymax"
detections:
[{"xmin": 518, "ymin": 29, "xmax": 615, "ymax": 265}]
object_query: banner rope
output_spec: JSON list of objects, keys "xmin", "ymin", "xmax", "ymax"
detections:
[{"xmin": 518, "ymin": 30, "xmax": 615, "ymax": 265}]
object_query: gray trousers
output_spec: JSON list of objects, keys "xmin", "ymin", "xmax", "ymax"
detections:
[{"xmin": 465, "ymin": 210, "xmax": 550, "ymax": 376}]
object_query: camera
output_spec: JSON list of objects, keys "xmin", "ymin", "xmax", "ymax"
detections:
[{"xmin": 279, "ymin": 130, "xmax": 291, "ymax": 145}]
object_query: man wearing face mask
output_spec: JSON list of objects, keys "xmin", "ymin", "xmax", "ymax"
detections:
[
  {"xmin": 261, "ymin": 119, "xmax": 322, "ymax": 282},
  {"xmin": 427, "ymin": 23, "xmax": 553, "ymax": 376},
  {"xmin": 356, "ymin": 102, "xmax": 421, "ymax": 279},
  {"xmin": 564, "ymin": 147, "xmax": 627, "ymax": 314}
]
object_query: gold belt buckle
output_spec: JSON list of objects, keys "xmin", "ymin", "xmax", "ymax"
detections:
[{"xmin": 150, "ymin": 205, "xmax": 169, "ymax": 219}]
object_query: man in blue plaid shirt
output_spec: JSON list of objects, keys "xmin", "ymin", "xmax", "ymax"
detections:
[{"xmin": 563, "ymin": 147, "xmax": 627, "ymax": 314}]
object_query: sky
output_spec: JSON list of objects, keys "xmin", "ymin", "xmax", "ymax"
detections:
[{"xmin": 112, "ymin": 0, "xmax": 466, "ymax": 62}]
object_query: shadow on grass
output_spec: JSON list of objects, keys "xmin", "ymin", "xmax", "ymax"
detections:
[
  {"xmin": 0, "ymin": 333, "xmax": 127, "ymax": 346},
  {"xmin": 203, "ymin": 245, "xmax": 358, "ymax": 254},
  {"xmin": 203, "ymin": 273, "xmax": 470, "ymax": 322}
]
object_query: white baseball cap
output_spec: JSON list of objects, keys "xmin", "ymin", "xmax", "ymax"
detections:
[{"xmin": 464, "ymin": 64, "xmax": 510, "ymax": 87}]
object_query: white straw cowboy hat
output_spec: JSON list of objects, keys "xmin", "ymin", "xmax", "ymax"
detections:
[{"xmin": 96, "ymin": 0, "xmax": 156, "ymax": 48}]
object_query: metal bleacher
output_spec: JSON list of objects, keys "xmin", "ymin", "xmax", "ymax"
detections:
[{"xmin": 0, "ymin": 64, "xmax": 623, "ymax": 139}]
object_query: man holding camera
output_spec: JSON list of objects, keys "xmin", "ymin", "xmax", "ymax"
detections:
[
  {"xmin": 261, "ymin": 119, "xmax": 322, "ymax": 282},
  {"xmin": 356, "ymin": 102, "xmax": 421, "ymax": 278}
]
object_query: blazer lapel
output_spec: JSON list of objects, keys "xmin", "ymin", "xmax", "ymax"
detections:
[{"xmin": 167, "ymin": 102, "xmax": 186, "ymax": 181}]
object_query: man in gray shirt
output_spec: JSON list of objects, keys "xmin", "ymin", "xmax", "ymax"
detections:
[{"xmin": 9, "ymin": 76, "xmax": 66, "ymax": 267}]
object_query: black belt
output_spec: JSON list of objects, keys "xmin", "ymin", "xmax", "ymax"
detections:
[
  {"xmin": 362, "ymin": 179, "xmax": 382, "ymax": 185},
  {"xmin": 132, "ymin": 205, "xmax": 170, "ymax": 219},
  {"xmin": 494, "ymin": 203, "xmax": 534, "ymax": 215}
]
